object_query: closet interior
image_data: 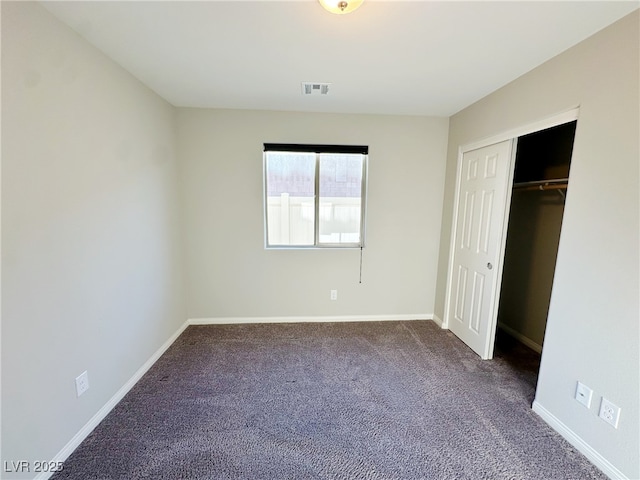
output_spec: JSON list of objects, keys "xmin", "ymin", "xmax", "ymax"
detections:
[{"xmin": 495, "ymin": 121, "xmax": 577, "ymax": 378}]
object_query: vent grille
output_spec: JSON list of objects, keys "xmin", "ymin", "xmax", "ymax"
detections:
[{"xmin": 302, "ymin": 82, "xmax": 331, "ymax": 96}]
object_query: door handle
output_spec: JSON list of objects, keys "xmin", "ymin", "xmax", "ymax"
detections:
[{"xmin": 487, "ymin": 263, "xmax": 493, "ymax": 270}]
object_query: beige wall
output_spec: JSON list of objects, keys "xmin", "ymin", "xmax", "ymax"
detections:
[
  {"xmin": 1, "ymin": 2, "xmax": 186, "ymax": 475},
  {"xmin": 177, "ymin": 108, "xmax": 448, "ymax": 320},
  {"xmin": 435, "ymin": 11, "xmax": 639, "ymax": 478}
]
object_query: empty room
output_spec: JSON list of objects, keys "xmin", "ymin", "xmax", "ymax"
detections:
[{"xmin": 2, "ymin": 1, "xmax": 638, "ymax": 479}]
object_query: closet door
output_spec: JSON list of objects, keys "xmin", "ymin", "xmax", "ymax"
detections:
[{"xmin": 446, "ymin": 140, "xmax": 514, "ymax": 359}]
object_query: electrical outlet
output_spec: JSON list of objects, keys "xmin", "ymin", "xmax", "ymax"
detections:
[
  {"xmin": 598, "ymin": 397, "xmax": 620, "ymax": 428},
  {"xmin": 575, "ymin": 381, "xmax": 593, "ymax": 408},
  {"xmin": 330, "ymin": 289, "xmax": 338, "ymax": 300},
  {"xmin": 75, "ymin": 371, "xmax": 89, "ymax": 397}
]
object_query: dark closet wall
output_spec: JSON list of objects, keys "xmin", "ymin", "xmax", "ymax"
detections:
[
  {"xmin": 497, "ymin": 122, "xmax": 576, "ymax": 350},
  {"xmin": 514, "ymin": 122, "xmax": 576, "ymax": 183}
]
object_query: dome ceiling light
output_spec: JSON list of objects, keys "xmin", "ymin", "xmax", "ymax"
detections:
[{"xmin": 318, "ymin": 0, "xmax": 364, "ymax": 15}]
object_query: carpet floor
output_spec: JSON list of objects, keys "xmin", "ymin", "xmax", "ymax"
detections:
[{"xmin": 52, "ymin": 320, "xmax": 606, "ymax": 479}]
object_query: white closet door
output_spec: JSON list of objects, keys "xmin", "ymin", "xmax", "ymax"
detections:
[{"xmin": 446, "ymin": 140, "xmax": 514, "ymax": 359}]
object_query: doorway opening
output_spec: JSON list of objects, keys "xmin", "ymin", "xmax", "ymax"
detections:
[{"xmin": 493, "ymin": 121, "xmax": 577, "ymax": 397}]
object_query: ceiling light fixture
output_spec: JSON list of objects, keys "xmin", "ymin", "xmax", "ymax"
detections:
[{"xmin": 318, "ymin": 0, "xmax": 363, "ymax": 15}]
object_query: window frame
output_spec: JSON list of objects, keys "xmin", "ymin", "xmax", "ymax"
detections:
[{"xmin": 263, "ymin": 143, "xmax": 368, "ymax": 249}]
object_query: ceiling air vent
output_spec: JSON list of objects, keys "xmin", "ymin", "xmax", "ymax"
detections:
[{"xmin": 302, "ymin": 82, "xmax": 331, "ymax": 96}]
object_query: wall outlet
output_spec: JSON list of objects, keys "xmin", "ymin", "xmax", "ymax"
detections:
[
  {"xmin": 575, "ymin": 381, "xmax": 593, "ymax": 408},
  {"xmin": 75, "ymin": 371, "xmax": 89, "ymax": 397},
  {"xmin": 330, "ymin": 289, "xmax": 338, "ymax": 300},
  {"xmin": 599, "ymin": 398, "xmax": 620, "ymax": 428}
]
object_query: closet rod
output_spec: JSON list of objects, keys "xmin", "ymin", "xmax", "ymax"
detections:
[
  {"xmin": 514, "ymin": 183, "xmax": 568, "ymax": 192},
  {"xmin": 513, "ymin": 178, "xmax": 568, "ymax": 191}
]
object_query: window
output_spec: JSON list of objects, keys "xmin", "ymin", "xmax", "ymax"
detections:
[{"xmin": 264, "ymin": 143, "xmax": 368, "ymax": 248}]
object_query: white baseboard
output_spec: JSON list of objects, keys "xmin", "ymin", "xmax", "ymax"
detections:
[
  {"xmin": 34, "ymin": 320, "xmax": 190, "ymax": 480},
  {"xmin": 432, "ymin": 314, "xmax": 444, "ymax": 328},
  {"xmin": 497, "ymin": 323, "xmax": 542, "ymax": 353},
  {"xmin": 532, "ymin": 401, "xmax": 628, "ymax": 480},
  {"xmin": 189, "ymin": 314, "xmax": 433, "ymax": 325}
]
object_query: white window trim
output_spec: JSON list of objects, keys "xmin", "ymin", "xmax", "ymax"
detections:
[{"xmin": 263, "ymin": 145, "xmax": 368, "ymax": 249}]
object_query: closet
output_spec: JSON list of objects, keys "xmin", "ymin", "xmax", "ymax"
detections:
[{"xmin": 496, "ymin": 121, "xmax": 577, "ymax": 358}]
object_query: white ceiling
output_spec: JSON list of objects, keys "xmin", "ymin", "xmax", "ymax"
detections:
[{"xmin": 41, "ymin": 1, "xmax": 638, "ymax": 117}]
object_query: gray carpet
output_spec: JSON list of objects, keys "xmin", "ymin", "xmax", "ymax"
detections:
[{"xmin": 51, "ymin": 321, "xmax": 606, "ymax": 479}]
